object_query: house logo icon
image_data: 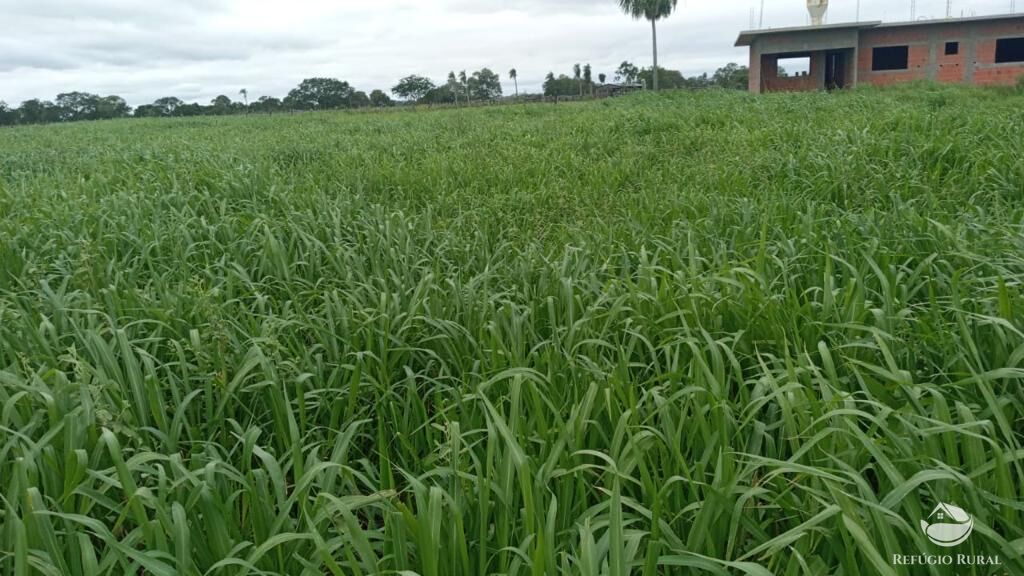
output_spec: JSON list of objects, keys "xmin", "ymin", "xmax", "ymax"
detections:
[{"xmin": 921, "ymin": 503, "xmax": 974, "ymax": 547}]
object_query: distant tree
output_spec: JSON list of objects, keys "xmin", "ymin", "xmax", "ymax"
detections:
[
  {"xmin": 286, "ymin": 78, "xmax": 354, "ymax": 110},
  {"xmin": 509, "ymin": 68, "xmax": 519, "ymax": 97},
  {"xmin": 17, "ymin": 99, "xmax": 48, "ymax": 124},
  {"xmin": 422, "ymin": 84, "xmax": 457, "ymax": 105},
  {"xmin": 255, "ymin": 96, "xmax": 283, "ymax": 115},
  {"xmin": 176, "ymin": 103, "xmax": 205, "ymax": 117},
  {"xmin": 599, "ymin": 73, "xmax": 607, "ymax": 84},
  {"xmin": 543, "ymin": 73, "xmax": 577, "ymax": 97},
  {"xmin": 96, "ymin": 95, "xmax": 132, "ymax": 119},
  {"xmin": 392, "ymin": 75, "xmax": 436, "ymax": 102},
  {"xmin": 0, "ymin": 101, "xmax": 15, "ymax": 126},
  {"xmin": 638, "ymin": 66, "xmax": 687, "ymax": 89},
  {"xmin": 680, "ymin": 72, "xmax": 711, "ymax": 89},
  {"xmin": 573, "ymin": 64, "xmax": 582, "ymax": 96},
  {"xmin": 712, "ymin": 63, "xmax": 749, "ymax": 90},
  {"xmin": 615, "ymin": 61, "xmax": 640, "ymax": 84},
  {"xmin": 153, "ymin": 97, "xmax": 184, "ymax": 117},
  {"xmin": 370, "ymin": 89, "xmax": 394, "ymax": 107},
  {"xmin": 136, "ymin": 98, "xmax": 192, "ymax": 118},
  {"xmin": 55, "ymin": 92, "xmax": 100, "ymax": 121},
  {"xmin": 17, "ymin": 99, "xmax": 42, "ymax": 122},
  {"xmin": 239, "ymin": 88, "xmax": 249, "ymax": 107},
  {"xmin": 133, "ymin": 104, "xmax": 158, "ymax": 118},
  {"xmin": 351, "ymin": 91, "xmax": 370, "ymax": 108},
  {"xmin": 583, "ymin": 64, "xmax": 593, "ymax": 95},
  {"xmin": 470, "ymin": 68, "xmax": 503, "ymax": 101},
  {"xmin": 544, "ymin": 72, "xmax": 556, "ymax": 96},
  {"xmin": 210, "ymin": 95, "xmax": 233, "ymax": 115},
  {"xmin": 618, "ymin": 0, "xmax": 679, "ymax": 90},
  {"xmin": 43, "ymin": 101, "xmax": 62, "ymax": 123}
]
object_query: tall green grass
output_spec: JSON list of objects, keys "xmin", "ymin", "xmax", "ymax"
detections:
[{"xmin": 1, "ymin": 85, "xmax": 1023, "ymax": 575}]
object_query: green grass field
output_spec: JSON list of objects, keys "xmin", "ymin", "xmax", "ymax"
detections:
[{"xmin": 1, "ymin": 86, "xmax": 1023, "ymax": 575}]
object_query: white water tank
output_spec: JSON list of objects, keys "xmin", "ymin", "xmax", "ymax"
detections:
[{"xmin": 808, "ymin": 0, "xmax": 829, "ymax": 25}]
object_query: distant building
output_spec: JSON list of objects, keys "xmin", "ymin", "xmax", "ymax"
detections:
[{"xmin": 736, "ymin": 13, "xmax": 1024, "ymax": 93}]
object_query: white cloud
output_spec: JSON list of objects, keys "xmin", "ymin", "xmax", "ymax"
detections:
[{"xmin": 0, "ymin": 0, "xmax": 1017, "ymax": 106}]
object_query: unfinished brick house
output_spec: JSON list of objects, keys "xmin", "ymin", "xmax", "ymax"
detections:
[{"xmin": 736, "ymin": 13, "xmax": 1024, "ymax": 93}]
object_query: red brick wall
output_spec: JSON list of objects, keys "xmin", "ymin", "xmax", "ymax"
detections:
[
  {"xmin": 936, "ymin": 38, "xmax": 966, "ymax": 83},
  {"xmin": 761, "ymin": 53, "xmax": 822, "ymax": 92},
  {"xmin": 973, "ymin": 65, "xmax": 1024, "ymax": 85},
  {"xmin": 858, "ymin": 19, "xmax": 1024, "ymax": 88},
  {"xmin": 974, "ymin": 34, "xmax": 1024, "ymax": 86},
  {"xmin": 857, "ymin": 34, "xmax": 930, "ymax": 85}
]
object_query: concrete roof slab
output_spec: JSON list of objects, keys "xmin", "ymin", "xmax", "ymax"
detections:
[{"xmin": 736, "ymin": 13, "xmax": 1024, "ymax": 47}]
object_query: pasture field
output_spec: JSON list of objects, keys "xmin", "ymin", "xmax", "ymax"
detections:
[{"xmin": 1, "ymin": 87, "xmax": 1024, "ymax": 575}]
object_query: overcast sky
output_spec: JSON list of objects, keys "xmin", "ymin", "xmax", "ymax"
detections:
[{"xmin": 0, "ymin": 0, "xmax": 1018, "ymax": 106}]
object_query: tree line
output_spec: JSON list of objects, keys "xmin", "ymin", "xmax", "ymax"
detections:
[
  {"xmin": 391, "ymin": 68, "xmax": 504, "ymax": 105},
  {"xmin": 542, "ymin": 62, "xmax": 749, "ymax": 97},
  {"xmin": 1, "ymin": 93, "xmax": 132, "ymax": 125},
  {"xmin": 0, "ymin": 61, "xmax": 748, "ymax": 128},
  {"xmin": 0, "ymin": 69, "xmax": 503, "ymax": 127},
  {"xmin": 0, "ymin": 77, "xmax": 397, "ymax": 126}
]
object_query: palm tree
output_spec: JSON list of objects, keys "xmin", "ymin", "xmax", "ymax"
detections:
[
  {"xmin": 448, "ymin": 72, "xmax": 460, "ymax": 105},
  {"xmin": 509, "ymin": 68, "xmax": 519, "ymax": 97},
  {"xmin": 573, "ymin": 64, "xmax": 582, "ymax": 97},
  {"xmin": 618, "ymin": 0, "xmax": 679, "ymax": 91},
  {"xmin": 599, "ymin": 73, "xmax": 607, "ymax": 85},
  {"xmin": 239, "ymin": 89, "xmax": 248, "ymax": 106},
  {"xmin": 459, "ymin": 70, "xmax": 470, "ymax": 103},
  {"xmin": 583, "ymin": 64, "xmax": 593, "ymax": 96}
]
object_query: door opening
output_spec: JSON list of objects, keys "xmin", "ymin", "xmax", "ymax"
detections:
[{"xmin": 825, "ymin": 50, "xmax": 847, "ymax": 90}]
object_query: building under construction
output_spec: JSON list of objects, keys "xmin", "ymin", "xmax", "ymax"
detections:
[{"xmin": 736, "ymin": 2, "xmax": 1024, "ymax": 93}]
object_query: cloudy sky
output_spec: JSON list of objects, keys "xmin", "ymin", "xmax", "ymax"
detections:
[{"xmin": 0, "ymin": 0, "xmax": 1018, "ymax": 106}]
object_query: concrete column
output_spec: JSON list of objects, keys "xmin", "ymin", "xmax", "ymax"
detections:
[
  {"xmin": 965, "ymin": 23, "xmax": 977, "ymax": 83},
  {"xmin": 814, "ymin": 52, "xmax": 827, "ymax": 89},
  {"xmin": 749, "ymin": 41, "xmax": 763, "ymax": 93},
  {"xmin": 927, "ymin": 29, "xmax": 939, "ymax": 81},
  {"xmin": 852, "ymin": 46, "xmax": 859, "ymax": 87}
]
